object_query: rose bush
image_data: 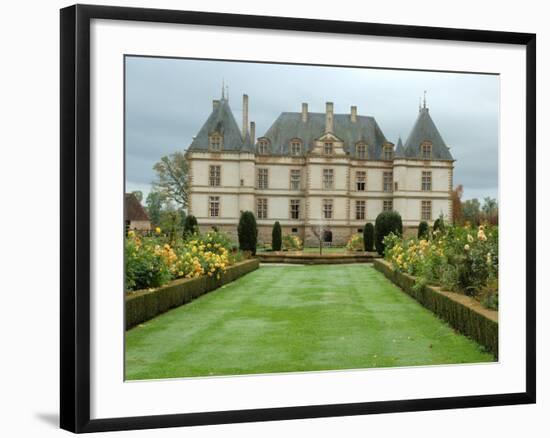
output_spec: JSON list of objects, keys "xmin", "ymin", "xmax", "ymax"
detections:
[
  {"xmin": 125, "ymin": 230, "xmax": 242, "ymax": 292},
  {"xmin": 383, "ymin": 223, "xmax": 498, "ymax": 309}
]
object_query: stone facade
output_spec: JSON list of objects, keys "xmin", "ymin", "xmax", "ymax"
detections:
[{"xmin": 187, "ymin": 93, "xmax": 454, "ymax": 246}]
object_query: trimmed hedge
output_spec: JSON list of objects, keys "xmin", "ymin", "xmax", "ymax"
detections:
[
  {"xmin": 374, "ymin": 211, "xmax": 403, "ymax": 255},
  {"xmin": 238, "ymin": 211, "xmax": 258, "ymax": 255},
  {"xmin": 272, "ymin": 221, "xmax": 282, "ymax": 251},
  {"xmin": 373, "ymin": 259, "xmax": 498, "ymax": 357},
  {"xmin": 363, "ymin": 222, "xmax": 374, "ymax": 252},
  {"xmin": 125, "ymin": 259, "xmax": 259, "ymax": 330}
]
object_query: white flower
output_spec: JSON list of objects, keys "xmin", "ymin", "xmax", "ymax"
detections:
[{"xmin": 464, "ymin": 244, "xmax": 470, "ymax": 251}]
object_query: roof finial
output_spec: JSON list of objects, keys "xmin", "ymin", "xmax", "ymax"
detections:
[
  {"xmin": 423, "ymin": 90, "xmax": 427, "ymax": 109},
  {"xmin": 221, "ymin": 79, "xmax": 225, "ymax": 100},
  {"xmin": 418, "ymin": 97, "xmax": 421, "ymax": 112},
  {"xmin": 226, "ymin": 84, "xmax": 229, "ymax": 101}
]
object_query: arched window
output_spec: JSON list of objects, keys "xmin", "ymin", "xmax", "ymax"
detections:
[
  {"xmin": 257, "ymin": 138, "xmax": 270, "ymax": 155},
  {"xmin": 209, "ymin": 133, "xmax": 223, "ymax": 151},
  {"xmin": 421, "ymin": 141, "xmax": 432, "ymax": 159},
  {"xmin": 356, "ymin": 142, "xmax": 367, "ymax": 159},
  {"xmin": 290, "ymin": 139, "xmax": 302, "ymax": 156},
  {"xmin": 383, "ymin": 144, "xmax": 393, "ymax": 160}
]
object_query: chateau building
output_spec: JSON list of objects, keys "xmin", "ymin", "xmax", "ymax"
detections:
[{"xmin": 186, "ymin": 91, "xmax": 454, "ymax": 246}]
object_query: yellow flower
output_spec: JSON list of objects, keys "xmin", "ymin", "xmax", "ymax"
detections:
[
  {"xmin": 128, "ymin": 230, "xmax": 135, "ymax": 237},
  {"xmin": 467, "ymin": 234, "xmax": 474, "ymax": 243},
  {"xmin": 155, "ymin": 227, "xmax": 161, "ymax": 234}
]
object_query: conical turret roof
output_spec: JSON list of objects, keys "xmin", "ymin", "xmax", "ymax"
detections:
[{"xmin": 403, "ymin": 107, "xmax": 454, "ymax": 160}]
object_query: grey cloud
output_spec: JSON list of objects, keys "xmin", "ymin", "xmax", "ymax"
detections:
[{"xmin": 125, "ymin": 56, "xmax": 499, "ymax": 200}]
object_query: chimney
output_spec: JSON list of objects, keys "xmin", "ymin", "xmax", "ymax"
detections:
[
  {"xmin": 250, "ymin": 121, "xmax": 256, "ymax": 145},
  {"xmin": 325, "ymin": 102, "xmax": 334, "ymax": 133},
  {"xmin": 350, "ymin": 105, "xmax": 357, "ymax": 123},
  {"xmin": 242, "ymin": 94, "xmax": 249, "ymax": 139},
  {"xmin": 213, "ymin": 99, "xmax": 220, "ymax": 110},
  {"xmin": 301, "ymin": 103, "xmax": 308, "ymax": 122}
]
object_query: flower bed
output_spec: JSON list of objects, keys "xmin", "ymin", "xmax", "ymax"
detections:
[
  {"xmin": 345, "ymin": 233, "xmax": 364, "ymax": 251},
  {"xmin": 126, "ymin": 258, "xmax": 259, "ymax": 329},
  {"xmin": 383, "ymin": 224, "xmax": 498, "ymax": 309},
  {"xmin": 125, "ymin": 230, "xmax": 243, "ymax": 292},
  {"xmin": 373, "ymin": 258, "xmax": 498, "ymax": 356}
]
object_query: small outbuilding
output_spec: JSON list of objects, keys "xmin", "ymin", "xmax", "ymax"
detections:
[{"xmin": 125, "ymin": 193, "xmax": 151, "ymax": 231}]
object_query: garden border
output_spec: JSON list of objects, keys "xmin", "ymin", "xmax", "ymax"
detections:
[
  {"xmin": 125, "ymin": 258, "xmax": 259, "ymax": 330},
  {"xmin": 373, "ymin": 259, "xmax": 498, "ymax": 357}
]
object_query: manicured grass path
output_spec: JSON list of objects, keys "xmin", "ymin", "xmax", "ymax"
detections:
[{"xmin": 125, "ymin": 264, "xmax": 494, "ymax": 380}]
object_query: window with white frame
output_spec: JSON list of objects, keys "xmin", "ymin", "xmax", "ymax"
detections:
[
  {"xmin": 209, "ymin": 134, "xmax": 223, "ymax": 151},
  {"xmin": 421, "ymin": 142, "xmax": 432, "ymax": 159},
  {"xmin": 209, "ymin": 196, "xmax": 220, "ymax": 217},
  {"xmin": 355, "ymin": 200, "xmax": 366, "ymax": 220},
  {"xmin": 290, "ymin": 169, "xmax": 301, "ymax": 190},
  {"xmin": 383, "ymin": 199, "xmax": 393, "ymax": 212},
  {"xmin": 323, "ymin": 199, "xmax": 333, "ymax": 219},
  {"xmin": 356, "ymin": 170, "xmax": 366, "ymax": 191},
  {"xmin": 383, "ymin": 144, "xmax": 393, "ymax": 160},
  {"xmin": 257, "ymin": 198, "xmax": 268, "ymax": 219},
  {"xmin": 290, "ymin": 140, "xmax": 302, "ymax": 156},
  {"xmin": 290, "ymin": 199, "xmax": 300, "ymax": 219},
  {"xmin": 323, "ymin": 168, "xmax": 334, "ymax": 189},
  {"xmin": 421, "ymin": 171, "xmax": 432, "ymax": 191},
  {"xmin": 257, "ymin": 168, "xmax": 268, "ymax": 189},
  {"xmin": 324, "ymin": 142, "xmax": 333, "ymax": 155},
  {"xmin": 421, "ymin": 200, "xmax": 432, "ymax": 221},
  {"xmin": 209, "ymin": 165, "xmax": 221, "ymax": 187},
  {"xmin": 257, "ymin": 139, "xmax": 270, "ymax": 155},
  {"xmin": 356, "ymin": 143, "xmax": 367, "ymax": 159},
  {"xmin": 383, "ymin": 171, "xmax": 393, "ymax": 192}
]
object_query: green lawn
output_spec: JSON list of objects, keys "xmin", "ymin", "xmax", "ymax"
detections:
[{"xmin": 125, "ymin": 264, "xmax": 494, "ymax": 380}]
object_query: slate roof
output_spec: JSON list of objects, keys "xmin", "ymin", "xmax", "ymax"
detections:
[
  {"xmin": 403, "ymin": 107, "xmax": 454, "ymax": 160},
  {"xmin": 125, "ymin": 193, "xmax": 150, "ymax": 222},
  {"xmin": 260, "ymin": 112, "xmax": 389, "ymax": 159},
  {"xmin": 188, "ymin": 98, "xmax": 252, "ymax": 152},
  {"xmin": 395, "ymin": 136, "xmax": 405, "ymax": 158}
]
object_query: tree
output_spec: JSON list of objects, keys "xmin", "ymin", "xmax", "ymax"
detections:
[
  {"xmin": 183, "ymin": 215, "xmax": 198, "ymax": 237},
  {"xmin": 310, "ymin": 224, "xmax": 325, "ymax": 255},
  {"xmin": 417, "ymin": 221, "xmax": 429, "ymax": 239},
  {"xmin": 131, "ymin": 190, "xmax": 143, "ymax": 203},
  {"xmin": 451, "ymin": 184, "xmax": 464, "ymax": 225},
  {"xmin": 481, "ymin": 197, "xmax": 498, "ymax": 224},
  {"xmin": 237, "ymin": 211, "xmax": 258, "ymax": 255},
  {"xmin": 271, "ymin": 221, "xmax": 282, "ymax": 251},
  {"xmin": 374, "ymin": 211, "xmax": 403, "ymax": 256},
  {"xmin": 363, "ymin": 223, "xmax": 374, "ymax": 252},
  {"xmin": 462, "ymin": 198, "xmax": 481, "ymax": 225},
  {"xmin": 145, "ymin": 190, "xmax": 164, "ymax": 226},
  {"xmin": 152, "ymin": 152, "xmax": 189, "ymax": 209},
  {"xmin": 433, "ymin": 215, "xmax": 445, "ymax": 233}
]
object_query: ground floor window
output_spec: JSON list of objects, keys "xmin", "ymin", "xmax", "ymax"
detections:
[
  {"xmin": 257, "ymin": 198, "xmax": 268, "ymax": 219},
  {"xmin": 421, "ymin": 200, "xmax": 432, "ymax": 221},
  {"xmin": 292, "ymin": 227, "xmax": 298, "ymax": 233},
  {"xmin": 383, "ymin": 199, "xmax": 393, "ymax": 212},
  {"xmin": 209, "ymin": 196, "xmax": 220, "ymax": 217}
]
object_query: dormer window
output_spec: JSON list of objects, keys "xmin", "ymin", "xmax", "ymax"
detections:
[
  {"xmin": 383, "ymin": 144, "xmax": 394, "ymax": 160},
  {"xmin": 257, "ymin": 138, "xmax": 270, "ymax": 155},
  {"xmin": 209, "ymin": 133, "xmax": 223, "ymax": 151},
  {"xmin": 290, "ymin": 139, "xmax": 302, "ymax": 156},
  {"xmin": 421, "ymin": 141, "xmax": 432, "ymax": 159},
  {"xmin": 324, "ymin": 142, "xmax": 333, "ymax": 155},
  {"xmin": 356, "ymin": 143, "xmax": 367, "ymax": 159}
]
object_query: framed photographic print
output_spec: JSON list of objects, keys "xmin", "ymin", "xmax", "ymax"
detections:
[{"xmin": 60, "ymin": 4, "xmax": 536, "ymax": 433}]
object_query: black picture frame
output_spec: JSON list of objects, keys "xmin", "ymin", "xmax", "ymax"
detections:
[{"xmin": 60, "ymin": 4, "xmax": 536, "ymax": 433}]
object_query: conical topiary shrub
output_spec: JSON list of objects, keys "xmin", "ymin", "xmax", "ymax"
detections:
[
  {"xmin": 238, "ymin": 211, "xmax": 258, "ymax": 255},
  {"xmin": 272, "ymin": 221, "xmax": 282, "ymax": 251}
]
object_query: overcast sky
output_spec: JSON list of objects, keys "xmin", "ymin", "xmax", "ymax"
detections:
[{"xmin": 125, "ymin": 56, "xmax": 499, "ymax": 202}]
